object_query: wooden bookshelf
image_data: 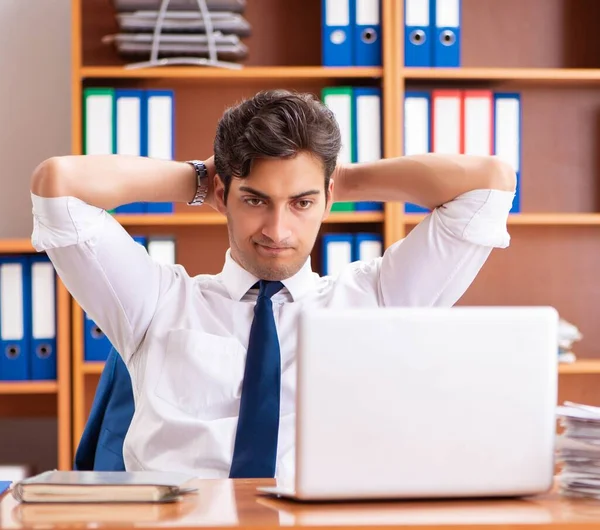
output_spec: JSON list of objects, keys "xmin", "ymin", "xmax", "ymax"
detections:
[
  {"xmin": 0, "ymin": 239, "xmax": 33, "ymax": 254},
  {"xmin": 403, "ymin": 67, "xmax": 600, "ymax": 85},
  {"xmin": 68, "ymin": 0, "xmax": 600, "ymax": 459},
  {"xmin": 0, "ymin": 381, "xmax": 59, "ymax": 395},
  {"xmin": 559, "ymin": 360, "xmax": 600, "ymax": 376},
  {"xmin": 79, "ymin": 359, "xmax": 600, "ymax": 377},
  {"xmin": 403, "ymin": 213, "xmax": 600, "ymax": 226},
  {"xmin": 0, "ymin": 240, "xmax": 72, "ymax": 470},
  {"xmin": 115, "ymin": 211, "xmax": 385, "ymax": 227},
  {"xmin": 81, "ymin": 66, "xmax": 384, "ymax": 80}
]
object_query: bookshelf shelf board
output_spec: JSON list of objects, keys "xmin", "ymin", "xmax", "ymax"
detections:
[
  {"xmin": 0, "ymin": 381, "xmax": 59, "ymax": 395},
  {"xmin": 80, "ymin": 66, "xmax": 383, "ymax": 81}
]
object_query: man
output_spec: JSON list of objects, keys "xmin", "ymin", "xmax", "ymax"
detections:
[{"xmin": 30, "ymin": 89, "xmax": 515, "ymax": 480}]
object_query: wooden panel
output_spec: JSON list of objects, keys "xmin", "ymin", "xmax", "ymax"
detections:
[
  {"xmin": 440, "ymin": 226, "xmax": 600, "ymax": 358},
  {"xmin": 559, "ymin": 375, "xmax": 600, "ymax": 406},
  {"xmin": 0, "ymin": 394, "xmax": 56, "ymax": 418},
  {"xmin": 80, "ymin": 0, "xmax": 321, "ymax": 67},
  {"xmin": 519, "ymin": 88, "xmax": 600, "ymax": 213},
  {"xmin": 461, "ymin": 0, "xmax": 600, "ymax": 68}
]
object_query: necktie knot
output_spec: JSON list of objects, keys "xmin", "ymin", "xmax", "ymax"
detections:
[{"xmin": 258, "ymin": 280, "xmax": 284, "ymax": 300}]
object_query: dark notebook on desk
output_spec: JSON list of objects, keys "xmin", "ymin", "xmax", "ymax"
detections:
[{"xmin": 12, "ymin": 470, "xmax": 196, "ymax": 503}]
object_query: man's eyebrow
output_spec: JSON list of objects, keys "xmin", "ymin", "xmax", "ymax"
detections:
[
  {"xmin": 290, "ymin": 190, "xmax": 320, "ymax": 200},
  {"xmin": 238, "ymin": 186, "xmax": 320, "ymax": 200},
  {"xmin": 239, "ymin": 186, "xmax": 270, "ymax": 199}
]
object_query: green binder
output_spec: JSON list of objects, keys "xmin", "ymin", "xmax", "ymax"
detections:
[
  {"xmin": 83, "ymin": 87, "xmax": 116, "ymax": 214},
  {"xmin": 322, "ymin": 86, "xmax": 355, "ymax": 212}
]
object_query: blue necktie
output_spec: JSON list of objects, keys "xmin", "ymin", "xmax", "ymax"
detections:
[{"xmin": 229, "ymin": 280, "xmax": 284, "ymax": 478}]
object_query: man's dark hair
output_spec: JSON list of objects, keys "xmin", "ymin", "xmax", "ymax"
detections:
[{"xmin": 214, "ymin": 89, "xmax": 342, "ymax": 203}]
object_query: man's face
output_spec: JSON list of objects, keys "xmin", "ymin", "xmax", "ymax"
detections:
[{"xmin": 215, "ymin": 152, "xmax": 334, "ymax": 281}]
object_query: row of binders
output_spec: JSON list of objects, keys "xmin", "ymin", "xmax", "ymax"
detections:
[
  {"xmin": 83, "ymin": 87, "xmax": 175, "ymax": 214},
  {"xmin": 322, "ymin": 233, "xmax": 382, "ymax": 276},
  {"xmin": 322, "ymin": 0, "xmax": 381, "ymax": 67},
  {"xmin": 85, "ymin": 236, "xmax": 176, "ymax": 362},
  {"xmin": 404, "ymin": 90, "xmax": 521, "ymax": 213},
  {"xmin": 405, "ymin": 0, "xmax": 461, "ymax": 67},
  {"xmin": 0, "ymin": 255, "xmax": 56, "ymax": 381},
  {"xmin": 322, "ymin": 86, "xmax": 383, "ymax": 213}
]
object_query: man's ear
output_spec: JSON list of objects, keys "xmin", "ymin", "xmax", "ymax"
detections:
[
  {"xmin": 323, "ymin": 178, "xmax": 335, "ymax": 221},
  {"xmin": 214, "ymin": 175, "xmax": 227, "ymax": 215}
]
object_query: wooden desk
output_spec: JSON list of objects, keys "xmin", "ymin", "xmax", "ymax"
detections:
[{"xmin": 1, "ymin": 479, "xmax": 600, "ymax": 530}]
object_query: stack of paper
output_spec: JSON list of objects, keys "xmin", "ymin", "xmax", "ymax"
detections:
[
  {"xmin": 556, "ymin": 402, "xmax": 600, "ymax": 499},
  {"xmin": 105, "ymin": 0, "xmax": 250, "ymax": 62}
]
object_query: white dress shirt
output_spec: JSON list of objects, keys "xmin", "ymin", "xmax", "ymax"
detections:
[{"xmin": 31, "ymin": 188, "xmax": 514, "ymax": 480}]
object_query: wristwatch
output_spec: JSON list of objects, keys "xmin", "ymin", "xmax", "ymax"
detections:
[{"xmin": 186, "ymin": 160, "xmax": 209, "ymax": 206}]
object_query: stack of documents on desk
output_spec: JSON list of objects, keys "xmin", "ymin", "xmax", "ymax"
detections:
[
  {"xmin": 106, "ymin": 0, "xmax": 250, "ymax": 61},
  {"xmin": 12, "ymin": 470, "xmax": 197, "ymax": 503},
  {"xmin": 556, "ymin": 402, "xmax": 600, "ymax": 498}
]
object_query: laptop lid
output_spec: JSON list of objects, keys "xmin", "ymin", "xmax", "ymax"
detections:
[{"xmin": 292, "ymin": 306, "xmax": 558, "ymax": 501}]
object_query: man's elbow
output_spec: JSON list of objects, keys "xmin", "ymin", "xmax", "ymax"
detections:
[
  {"xmin": 486, "ymin": 157, "xmax": 517, "ymax": 192},
  {"xmin": 30, "ymin": 157, "xmax": 72, "ymax": 197}
]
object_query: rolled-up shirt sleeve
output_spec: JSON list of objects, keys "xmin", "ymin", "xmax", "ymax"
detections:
[
  {"xmin": 31, "ymin": 193, "xmax": 170, "ymax": 362},
  {"xmin": 380, "ymin": 188, "xmax": 514, "ymax": 307}
]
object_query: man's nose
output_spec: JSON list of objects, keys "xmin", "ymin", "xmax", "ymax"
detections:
[{"xmin": 262, "ymin": 209, "xmax": 292, "ymax": 244}]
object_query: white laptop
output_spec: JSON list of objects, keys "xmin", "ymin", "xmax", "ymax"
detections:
[{"xmin": 258, "ymin": 306, "xmax": 559, "ymax": 501}]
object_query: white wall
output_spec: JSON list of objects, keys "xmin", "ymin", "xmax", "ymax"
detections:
[
  {"xmin": 0, "ymin": 0, "xmax": 71, "ymax": 473},
  {"xmin": 0, "ymin": 0, "xmax": 71, "ymax": 239}
]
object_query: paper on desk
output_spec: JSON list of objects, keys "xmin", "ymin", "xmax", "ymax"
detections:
[{"xmin": 558, "ymin": 402, "xmax": 600, "ymax": 420}]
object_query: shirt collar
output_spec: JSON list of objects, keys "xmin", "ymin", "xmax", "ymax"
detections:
[{"xmin": 220, "ymin": 248, "xmax": 317, "ymax": 302}]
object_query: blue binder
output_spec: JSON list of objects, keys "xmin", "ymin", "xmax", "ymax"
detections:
[
  {"xmin": 322, "ymin": 233, "xmax": 354, "ymax": 276},
  {"xmin": 433, "ymin": 0, "xmax": 461, "ymax": 67},
  {"xmin": 28, "ymin": 255, "xmax": 57, "ymax": 381},
  {"xmin": 114, "ymin": 89, "xmax": 147, "ymax": 215},
  {"xmin": 353, "ymin": 233, "xmax": 383, "ymax": 261},
  {"xmin": 404, "ymin": 0, "xmax": 432, "ymax": 66},
  {"xmin": 493, "ymin": 93, "xmax": 522, "ymax": 214},
  {"xmin": 322, "ymin": 0, "xmax": 353, "ymax": 66},
  {"xmin": 84, "ymin": 313, "xmax": 114, "ymax": 362},
  {"xmin": 145, "ymin": 90, "xmax": 175, "ymax": 214},
  {"xmin": 0, "ymin": 257, "xmax": 31, "ymax": 380},
  {"xmin": 404, "ymin": 91, "xmax": 432, "ymax": 213},
  {"xmin": 132, "ymin": 235, "xmax": 147, "ymax": 248},
  {"xmin": 354, "ymin": 0, "xmax": 381, "ymax": 66}
]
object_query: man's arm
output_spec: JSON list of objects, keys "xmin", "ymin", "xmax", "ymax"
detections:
[
  {"xmin": 31, "ymin": 154, "xmax": 217, "ymax": 210},
  {"xmin": 30, "ymin": 154, "xmax": 215, "ymax": 363},
  {"xmin": 333, "ymin": 153, "xmax": 516, "ymax": 308},
  {"xmin": 333, "ymin": 154, "xmax": 516, "ymax": 209}
]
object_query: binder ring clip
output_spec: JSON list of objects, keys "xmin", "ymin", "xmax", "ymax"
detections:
[
  {"xmin": 5, "ymin": 346, "xmax": 20, "ymax": 359},
  {"xmin": 440, "ymin": 30, "xmax": 456, "ymax": 46},
  {"xmin": 331, "ymin": 29, "xmax": 347, "ymax": 45},
  {"xmin": 36, "ymin": 345, "xmax": 52, "ymax": 359},
  {"xmin": 409, "ymin": 29, "xmax": 426, "ymax": 45},
  {"xmin": 91, "ymin": 326, "xmax": 104, "ymax": 340},
  {"xmin": 361, "ymin": 28, "xmax": 378, "ymax": 44}
]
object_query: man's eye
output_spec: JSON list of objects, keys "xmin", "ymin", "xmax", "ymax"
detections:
[
  {"xmin": 296, "ymin": 200, "xmax": 312, "ymax": 209},
  {"xmin": 245, "ymin": 198, "xmax": 264, "ymax": 206}
]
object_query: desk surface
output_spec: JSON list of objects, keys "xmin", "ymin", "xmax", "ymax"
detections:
[{"xmin": 1, "ymin": 479, "xmax": 600, "ymax": 530}]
